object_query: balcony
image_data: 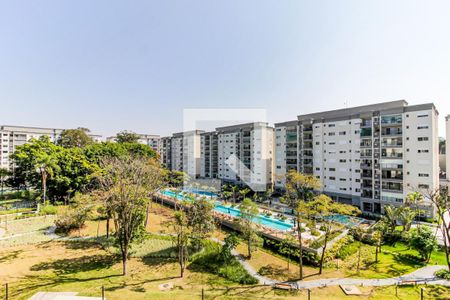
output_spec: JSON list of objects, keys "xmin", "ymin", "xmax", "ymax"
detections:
[
  {"xmin": 381, "ymin": 115, "xmax": 402, "ymax": 126},
  {"xmin": 381, "ymin": 128, "xmax": 403, "ymax": 136}
]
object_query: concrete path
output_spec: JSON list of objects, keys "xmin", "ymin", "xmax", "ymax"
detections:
[{"xmin": 210, "ymin": 237, "xmax": 450, "ymax": 289}]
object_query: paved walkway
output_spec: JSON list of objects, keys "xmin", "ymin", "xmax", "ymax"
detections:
[{"xmin": 211, "ymin": 237, "xmax": 450, "ymax": 289}]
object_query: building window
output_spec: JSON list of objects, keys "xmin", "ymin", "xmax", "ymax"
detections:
[
  {"xmin": 418, "ymin": 184, "xmax": 430, "ymax": 189},
  {"xmin": 329, "ymin": 132, "xmax": 335, "ymax": 136},
  {"xmin": 418, "ymin": 173, "xmax": 429, "ymax": 177},
  {"xmin": 418, "ymin": 137, "xmax": 429, "ymax": 141},
  {"xmin": 418, "ymin": 114, "xmax": 429, "ymax": 118},
  {"xmin": 418, "ymin": 149, "xmax": 429, "ymax": 153},
  {"xmin": 417, "ymin": 125, "xmax": 429, "ymax": 130}
]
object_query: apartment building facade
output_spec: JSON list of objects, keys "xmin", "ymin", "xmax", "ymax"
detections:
[
  {"xmin": 200, "ymin": 131, "xmax": 219, "ymax": 178},
  {"xmin": 0, "ymin": 125, "xmax": 103, "ymax": 170},
  {"xmin": 170, "ymin": 130, "xmax": 203, "ymax": 178},
  {"xmin": 446, "ymin": 116, "xmax": 450, "ymax": 181},
  {"xmin": 215, "ymin": 122, "xmax": 274, "ymax": 191},
  {"xmin": 274, "ymin": 100, "xmax": 439, "ymax": 216},
  {"xmin": 159, "ymin": 136, "xmax": 172, "ymax": 169}
]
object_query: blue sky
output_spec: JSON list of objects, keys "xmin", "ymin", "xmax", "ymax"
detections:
[{"xmin": 1, "ymin": 1, "xmax": 449, "ymax": 137}]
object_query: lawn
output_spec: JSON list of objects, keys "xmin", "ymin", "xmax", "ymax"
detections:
[{"xmin": 1, "ymin": 238, "xmax": 449, "ymax": 300}]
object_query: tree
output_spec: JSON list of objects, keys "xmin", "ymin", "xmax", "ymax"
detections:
[
  {"xmin": 383, "ymin": 205, "xmax": 399, "ymax": 233},
  {"xmin": 306, "ymin": 194, "xmax": 360, "ymax": 274},
  {"xmin": 398, "ymin": 206, "xmax": 417, "ymax": 232},
  {"xmin": 236, "ymin": 198, "xmax": 260, "ymax": 258},
  {"xmin": 427, "ymin": 188, "xmax": 450, "ymax": 270},
  {"xmin": 220, "ymin": 233, "xmax": 239, "ymax": 262},
  {"xmin": 405, "ymin": 191, "xmax": 424, "ymax": 229},
  {"xmin": 57, "ymin": 127, "xmax": 93, "ymax": 148},
  {"xmin": 230, "ymin": 185, "xmax": 240, "ymax": 204},
  {"xmin": 282, "ymin": 170, "xmax": 320, "ymax": 280},
  {"xmin": 172, "ymin": 210, "xmax": 191, "ymax": 277},
  {"xmin": 94, "ymin": 156, "xmax": 163, "ymax": 275},
  {"xmin": 0, "ymin": 168, "xmax": 10, "ymax": 198},
  {"xmin": 186, "ymin": 197, "xmax": 215, "ymax": 250},
  {"xmin": 409, "ymin": 226, "xmax": 438, "ymax": 262},
  {"xmin": 239, "ymin": 187, "xmax": 251, "ymax": 200},
  {"xmin": 115, "ymin": 130, "xmax": 140, "ymax": 144},
  {"xmin": 278, "ymin": 235, "xmax": 297, "ymax": 271},
  {"xmin": 35, "ymin": 152, "xmax": 59, "ymax": 204}
]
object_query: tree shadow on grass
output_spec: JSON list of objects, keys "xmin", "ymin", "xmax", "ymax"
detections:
[
  {"xmin": 30, "ymin": 254, "xmax": 117, "ymax": 275},
  {"xmin": 0, "ymin": 250, "xmax": 23, "ymax": 263}
]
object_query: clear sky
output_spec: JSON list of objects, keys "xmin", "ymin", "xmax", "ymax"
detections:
[{"xmin": 1, "ymin": 0, "xmax": 449, "ymax": 137}]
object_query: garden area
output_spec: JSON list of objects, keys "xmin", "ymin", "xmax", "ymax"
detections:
[{"xmin": 1, "ymin": 131, "xmax": 450, "ymax": 299}]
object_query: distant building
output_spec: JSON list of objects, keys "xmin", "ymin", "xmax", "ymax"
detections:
[
  {"xmin": 0, "ymin": 125, "xmax": 102, "ymax": 170},
  {"xmin": 170, "ymin": 130, "xmax": 203, "ymax": 178},
  {"xmin": 446, "ymin": 115, "xmax": 450, "ymax": 181},
  {"xmin": 106, "ymin": 133, "xmax": 161, "ymax": 153}
]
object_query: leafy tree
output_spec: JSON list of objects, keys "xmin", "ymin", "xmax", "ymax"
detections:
[
  {"xmin": 236, "ymin": 198, "xmax": 260, "ymax": 258},
  {"xmin": 282, "ymin": 170, "xmax": 320, "ymax": 280},
  {"xmin": 0, "ymin": 168, "xmax": 10, "ymax": 198},
  {"xmin": 220, "ymin": 233, "xmax": 239, "ymax": 262},
  {"xmin": 83, "ymin": 142, "xmax": 156, "ymax": 164},
  {"xmin": 166, "ymin": 170, "xmax": 187, "ymax": 188},
  {"xmin": 278, "ymin": 235, "xmax": 297, "ymax": 271},
  {"xmin": 306, "ymin": 194, "xmax": 360, "ymax": 274},
  {"xmin": 94, "ymin": 156, "xmax": 163, "ymax": 275},
  {"xmin": 115, "ymin": 130, "xmax": 140, "ymax": 144},
  {"xmin": 428, "ymin": 188, "xmax": 450, "ymax": 270},
  {"xmin": 172, "ymin": 210, "xmax": 191, "ymax": 277},
  {"xmin": 10, "ymin": 136, "xmax": 59, "ymax": 192},
  {"xmin": 409, "ymin": 226, "xmax": 438, "ymax": 262},
  {"xmin": 405, "ymin": 191, "xmax": 424, "ymax": 229},
  {"xmin": 57, "ymin": 127, "xmax": 93, "ymax": 148},
  {"xmin": 186, "ymin": 197, "xmax": 215, "ymax": 250}
]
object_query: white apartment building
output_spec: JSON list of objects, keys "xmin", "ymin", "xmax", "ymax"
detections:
[
  {"xmin": 215, "ymin": 122, "xmax": 274, "ymax": 191},
  {"xmin": 0, "ymin": 125, "xmax": 102, "ymax": 170},
  {"xmin": 170, "ymin": 130, "xmax": 203, "ymax": 178},
  {"xmin": 446, "ymin": 116, "xmax": 450, "ymax": 181},
  {"xmin": 106, "ymin": 133, "xmax": 161, "ymax": 153},
  {"xmin": 274, "ymin": 100, "xmax": 439, "ymax": 216}
]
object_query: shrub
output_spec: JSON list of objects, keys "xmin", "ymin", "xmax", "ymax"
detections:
[
  {"xmin": 310, "ymin": 228, "xmax": 320, "ymax": 236},
  {"xmin": 190, "ymin": 241, "xmax": 257, "ymax": 284},
  {"xmin": 39, "ymin": 204, "xmax": 57, "ymax": 215},
  {"xmin": 55, "ymin": 205, "xmax": 91, "ymax": 234},
  {"xmin": 435, "ymin": 269, "xmax": 450, "ymax": 279}
]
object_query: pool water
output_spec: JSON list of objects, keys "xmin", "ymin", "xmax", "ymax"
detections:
[
  {"xmin": 160, "ymin": 190, "xmax": 293, "ymax": 231},
  {"xmin": 325, "ymin": 214, "xmax": 364, "ymax": 227}
]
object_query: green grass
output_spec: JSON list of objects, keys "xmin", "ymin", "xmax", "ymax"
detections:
[
  {"xmin": 0, "ymin": 215, "xmax": 56, "ymax": 236},
  {"xmin": 382, "ymin": 241, "xmax": 447, "ymax": 265}
]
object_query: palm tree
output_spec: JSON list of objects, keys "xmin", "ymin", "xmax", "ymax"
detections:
[
  {"xmin": 405, "ymin": 191, "xmax": 424, "ymax": 230},
  {"xmin": 398, "ymin": 207, "xmax": 417, "ymax": 232},
  {"xmin": 230, "ymin": 185, "xmax": 239, "ymax": 204},
  {"xmin": 383, "ymin": 205, "xmax": 398, "ymax": 233},
  {"xmin": 239, "ymin": 187, "xmax": 251, "ymax": 200},
  {"xmin": 35, "ymin": 153, "xmax": 59, "ymax": 204}
]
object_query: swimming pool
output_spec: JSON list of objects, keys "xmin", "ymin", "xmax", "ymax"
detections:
[
  {"xmin": 160, "ymin": 190, "xmax": 293, "ymax": 231},
  {"xmin": 325, "ymin": 214, "xmax": 364, "ymax": 227}
]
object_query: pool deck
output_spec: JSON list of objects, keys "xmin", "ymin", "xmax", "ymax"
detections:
[{"xmin": 154, "ymin": 192, "xmax": 320, "ymax": 254}]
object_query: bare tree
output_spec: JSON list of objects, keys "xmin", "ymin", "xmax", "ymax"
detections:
[{"xmin": 94, "ymin": 156, "xmax": 164, "ymax": 275}]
